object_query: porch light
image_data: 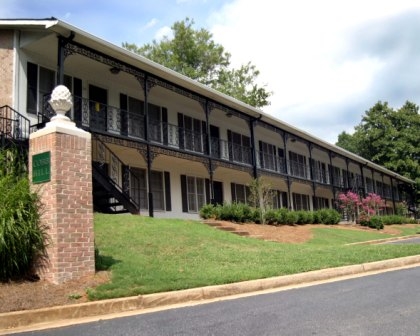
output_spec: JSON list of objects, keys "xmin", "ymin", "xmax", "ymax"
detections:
[
  {"xmin": 225, "ymin": 112, "xmax": 233, "ymax": 118},
  {"xmin": 109, "ymin": 67, "xmax": 120, "ymax": 75}
]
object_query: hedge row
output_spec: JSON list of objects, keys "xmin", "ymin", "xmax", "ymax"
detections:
[{"xmin": 200, "ymin": 203, "xmax": 341, "ymax": 225}]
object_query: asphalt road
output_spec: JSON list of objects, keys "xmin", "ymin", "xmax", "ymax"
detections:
[{"xmin": 15, "ymin": 266, "xmax": 420, "ymax": 336}]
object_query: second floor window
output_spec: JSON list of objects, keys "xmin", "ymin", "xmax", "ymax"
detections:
[
  {"xmin": 178, "ymin": 113, "xmax": 205, "ymax": 153},
  {"xmin": 228, "ymin": 131, "xmax": 252, "ymax": 164},
  {"xmin": 289, "ymin": 151, "xmax": 307, "ymax": 179}
]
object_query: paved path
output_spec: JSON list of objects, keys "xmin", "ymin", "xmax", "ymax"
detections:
[{"xmin": 13, "ymin": 266, "xmax": 420, "ymax": 336}]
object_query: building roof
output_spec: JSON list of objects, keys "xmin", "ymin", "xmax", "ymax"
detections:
[{"xmin": 0, "ymin": 18, "xmax": 414, "ymax": 184}]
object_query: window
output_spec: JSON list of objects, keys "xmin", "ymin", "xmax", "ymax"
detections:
[
  {"xmin": 313, "ymin": 196, "xmax": 329, "ymax": 210},
  {"xmin": 130, "ymin": 169, "xmax": 166, "ymax": 211},
  {"xmin": 259, "ymin": 141, "xmax": 285, "ymax": 172},
  {"xmin": 148, "ymin": 103, "xmax": 168, "ymax": 143},
  {"xmin": 27, "ymin": 62, "xmax": 55, "ymax": 115},
  {"xmin": 365, "ymin": 177, "xmax": 374, "ymax": 193},
  {"xmin": 331, "ymin": 166, "xmax": 342, "ymax": 187},
  {"xmin": 127, "ymin": 96, "xmax": 145, "ymax": 138},
  {"xmin": 187, "ymin": 176, "xmax": 206, "ymax": 212},
  {"xmin": 311, "ymin": 159, "xmax": 328, "ymax": 183},
  {"xmin": 271, "ymin": 190, "xmax": 288, "ymax": 209},
  {"xmin": 228, "ymin": 131, "xmax": 252, "ymax": 164},
  {"xmin": 178, "ymin": 113, "xmax": 205, "ymax": 153},
  {"xmin": 130, "ymin": 168, "xmax": 148, "ymax": 209},
  {"xmin": 151, "ymin": 171, "xmax": 165, "ymax": 210},
  {"xmin": 292, "ymin": 193, "xmax": 310, "ymax": 210},
  {"xmin": 231, "ymin": 183, "xmax": 250, "ymax": 204},
  {"xmin": 289, "ymin": 152, "xmax": 307, "ymax": 178}
]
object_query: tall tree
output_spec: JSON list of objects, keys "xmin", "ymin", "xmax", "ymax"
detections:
[
  {"xmin": 336, "ymin": 101, "xmax": 420, "ymax": 207},
  {"xmin": 123, "ymin": 18, "xmax": 271, "ymax": 108}
]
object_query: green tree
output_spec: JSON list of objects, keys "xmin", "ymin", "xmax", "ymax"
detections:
[
  {"xmin": 123, "ymin": 18, "xmax": 272, "ymax": 108},
  {"xmin": 336, "ymin": 101, "xmax": 420, "ymax": 207}
]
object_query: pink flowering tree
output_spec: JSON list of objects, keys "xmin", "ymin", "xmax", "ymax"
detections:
[
  {"xmin": 361, "ymin": 193, "xmax": 385, "ymax": 216},
  {"xmin": 337, "ymin": 191, "xmax": 361, "ymax": 222}
]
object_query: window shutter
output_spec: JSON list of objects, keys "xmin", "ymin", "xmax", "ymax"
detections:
[
  {"xmin": 178, "ymin": 113, "xmax": 184, "ymax": 149},
  {"xmin": 73, "ymin": 77, "xmax": 82, "ymax": 123},
  {"xmin": 164, "ymin": 171, "xmax": 171, "ymax": 211},
  {"xmin": 227, "ymin": 130, "xmax": 233, "ymax": 161},
  {"xmin": 205, "ymin": 179, "xmax": 210, "ymax": 204},
  {"xmin": 162, "ymin": 108, "xmax": 168, "ymax": 145},
  {"xmin": 231, "ymin": 183, "xmax": 236, "ymax": 203},
  {"xmin": 180, "ymin": 174, "xmax": 188, "ymax": 212},
  {"xmin": 120, "ymin": 94, "xmax": 128, "ymax": 136},
  {"xmin": 27, "ymin": 62, "xmax": 38, "ymax": 114}
]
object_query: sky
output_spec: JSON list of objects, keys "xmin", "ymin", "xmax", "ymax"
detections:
[{"xmin": 2, "ymin": 0, "xmax": 420, "ymax": 144}]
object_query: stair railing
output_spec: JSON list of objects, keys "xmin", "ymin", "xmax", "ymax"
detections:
[
  {"xmin": 0, "ymin": 105, "xmax": 31, "ymax": 143},
  {"xmin": 92, "ymin": 134, "xmax": 140, "ymax": 212}
]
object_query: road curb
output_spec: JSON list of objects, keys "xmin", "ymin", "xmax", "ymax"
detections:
[{"xmin": 1, "ymin": 255, "xmax": 420, "ymax": 332}]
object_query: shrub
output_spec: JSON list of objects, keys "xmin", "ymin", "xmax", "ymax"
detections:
[
  {"xmin": 277, "ymin": 208, "xmax": 289, "ymax": 224},
  {"xmin": 285, "ymin": 211, "xmax": 298, "ymax": 225},
  {"xmin": 264, "ymin": 209, "xmax": 278, "ymax": 225},
  {"xmin": 199, "ymin": 203, "xmax": 216, "ymax": 219},
  {"xmin": 295, "ymin": 210, "xmax": 315, "ymax": 225},
  {"xmin": 369, "ymin": 216, "xmax": 384, "ymax": 230},
  {"xmin": 0, "ymin": 147, "xmax": 47, "ymax": 280},
  {"xmin": 217, "ymin": 202, "xmax": 254, "ymax": 223}
]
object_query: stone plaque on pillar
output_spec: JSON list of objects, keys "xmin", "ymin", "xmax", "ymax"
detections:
[{"xmin": 29, "ymin": 85, "xmax": 95, "ymax": 284}]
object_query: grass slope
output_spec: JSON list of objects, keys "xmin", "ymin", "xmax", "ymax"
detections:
[{"xmin": 89, "ymin": 213, "xmax": 420, "ymax": 300}]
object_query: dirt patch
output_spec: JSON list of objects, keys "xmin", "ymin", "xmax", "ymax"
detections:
[
  {"xmin": 0, "ymin": 222, "xmax": 415, "ymax": 314},
  {"xmin": 0, "ymin": 272, "xmax": 110, "ymax": 314}
]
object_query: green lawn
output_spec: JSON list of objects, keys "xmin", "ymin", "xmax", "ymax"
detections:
[{"xmin": 89, "ymin": 213, "xmax": 420, "ymax": 300}]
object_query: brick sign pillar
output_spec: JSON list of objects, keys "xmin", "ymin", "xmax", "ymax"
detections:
[{"xmin": 29, "ymin": 85, "xmax": 94, "ymax": 284}]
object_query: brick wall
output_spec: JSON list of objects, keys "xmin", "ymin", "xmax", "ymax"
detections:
[
  {"xmin": 0, "ymin": 30, "xmax": 14, "ymax": 107},
  {"xmin": 29, "ymin": 130, "xmax": 95, "ymax": 284}
]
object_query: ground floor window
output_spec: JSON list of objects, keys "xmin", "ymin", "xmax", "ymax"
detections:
[
  {"xmin": 181, "ymin": 175, "xmax": 208, "ymax": 213},
  {"xmin": 313, "ymin": 196, "xmax": 329, "ymax": 210},
  {"xmin": 231, "ymin": 183, "xmax": 250, "ymax": 204},
  {"xmin": 186, "ymin": 176, "xmax": 206, "ymax": 212},
  {"xmin": 271, "ymin": 190, "xmax": 288, "ymax": 209},
  {"xmin": 292, "ymin": 193, "xmax": 310, "ymax": 210},
  {"xmin": 130, "ymin": 169, "xmax": 166, "ymax": 211}
]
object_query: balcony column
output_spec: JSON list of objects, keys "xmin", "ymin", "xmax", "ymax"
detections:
[
  {"xmin": 360, "ymin": 163, "xmax": 366, "ymax": 197},
  {"xmin": 249, "ymin": 117, "xmax": 259, "ymax": 179},
  {"xmin": 329, "ymin": 151, "xmax": 336, "ymax": 203},
  {"xmin": 205, "ymin": 101, "xmax": 214, "ymax": 204},
  {"xmin": 390, "ymin": 176, "xmax": 396, "ymax": 214},
  {"xmin": 371, "ymin": 168, "xmax": 376, "ymax": 194},
  {"xmin": 283, "ymin": 133, "xmax": 292, "ymax": 209},
  {"xmin": 56, "ymin": 34, "xmax": 74, "ymax": 85},
  {"xmin": 308, "ymin": 142, "xmax": 315, "ymax": 192},
  {"xmin": 143, "ymin": 75, "xmax": 154, "ymax": 217}
]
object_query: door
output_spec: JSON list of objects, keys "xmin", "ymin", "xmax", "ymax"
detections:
[
  {"xmin": 213, "ymin": 181, "xmax": 223, "ymax": 205},
  {"xmin": 89, "ymin": 85, "xmax": 107, "ymax": 132}
]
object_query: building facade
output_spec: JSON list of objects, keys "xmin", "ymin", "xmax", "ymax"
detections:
[{"xmin": 0, "ymin": 18, "xmax": 415, "ymax": 219}]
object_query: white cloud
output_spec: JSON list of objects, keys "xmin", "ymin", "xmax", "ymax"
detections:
[
  {"xmin": 210, "ymin": 0, "xmax": 420, "ymax": 143},
  {"xmin": 154, "ymin": 26, "xmax": 172, "ymax": 41}
]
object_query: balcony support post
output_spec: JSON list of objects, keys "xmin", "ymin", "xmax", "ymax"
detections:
[
  {"xmin": 250, "ymin": 117, "xmax": 260, "ymax": 179},
  {"xmin": 205, "ymin": 101, "xmax": 214, "ymax": 204},
  {"xmin": 143, "ymin": 75, "xmax": 154, "ymax": 217}
]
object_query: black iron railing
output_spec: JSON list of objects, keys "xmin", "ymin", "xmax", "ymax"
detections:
[{"xmin": 0, "ymin": 105, "xmax": 31, "ymax": 143}]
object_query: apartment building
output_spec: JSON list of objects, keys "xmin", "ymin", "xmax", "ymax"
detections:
[{"xmin": 0, "ymin": 18, "xmax": 415, "ymax": 219}]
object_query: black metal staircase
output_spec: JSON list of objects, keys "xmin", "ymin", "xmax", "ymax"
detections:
[{"xmin": 92, "ymin": 135, "xmax": 141, "ymax": 214}]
